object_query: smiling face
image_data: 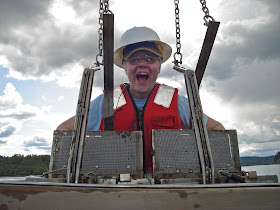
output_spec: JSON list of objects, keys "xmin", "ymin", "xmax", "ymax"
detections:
[{"xmin": 123, "ymin": 50, "xmax": 162, "ymax": 99}]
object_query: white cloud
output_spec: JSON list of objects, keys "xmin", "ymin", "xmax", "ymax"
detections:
[
  {"xmin": 42, "ymin": 96, "xmax": 47, "ymax": 101},
  {"xmin": 49, "ymin": 0, "xmax": 78, "ymax": 26},
  {"xmin": 0, "ymin": 55, "xmax": 9, "ymax": 67},
  {"xmin": 54, "ymin": 63, "xmax": 84, "ymax": 88},
  {"xmin": 0, "ymin": 83, "xmax": 23, "ymax": 108},
  {"xmin": 200, "ymin": 88, "xmax": 235, "ymax": 131},
  {"xmin": 0, "ymin": 82, "xmax": 55, "ymax": 156},
  {"xmin": 58, "ymin": 96, "xmax": 64, "ymax": 101},
  {"xmin": 0, "ymin": 134, "xmax": 52, "ymax": 156},
  {"xmin": 239, "ymin": 141, "xmax": 280, "ymax": 157}
]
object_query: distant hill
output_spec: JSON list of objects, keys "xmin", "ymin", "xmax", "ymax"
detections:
[{"xmin": 240, "ymin": 156, "xmax": 275, "ymax": 166}]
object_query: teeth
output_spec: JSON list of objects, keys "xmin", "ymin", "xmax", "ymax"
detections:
[
  {"xmin": 136, "ymin": 72, "xmax": 149, "ymax": 80},
  {"xmin": 137, "ymin": 72, "xmax": 148, "ymax": 75}
]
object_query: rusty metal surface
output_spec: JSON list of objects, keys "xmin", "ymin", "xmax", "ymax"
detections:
[
  {"xmin": 103, "ymin": 14, "xmax": 114, "ymax": 131},
  {"xmin": 195, "ymin": 21, "xmax": 220, "ymax": 87},
  {"xmin": 1, "ymin": 182, "xmax": 280, "ymax": 209}
]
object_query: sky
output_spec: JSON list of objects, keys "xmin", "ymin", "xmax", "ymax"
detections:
[{"xmin": 0, "ymin": 0, "xmax": 279, "ymax": 157}]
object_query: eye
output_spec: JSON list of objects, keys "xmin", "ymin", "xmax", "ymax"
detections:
[
  {"xmin": 130, "ymin": 57, "xmax": 141, "ymax": 64},
  {"xmin": 145, "ymin": 56, "xmax": 156, "ymax": 63}
]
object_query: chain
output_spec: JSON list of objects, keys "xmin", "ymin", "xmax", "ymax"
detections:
[
  {"xmin": 103, "ymin": 0, "xmax": 112, "ymax": 14},
  {"xmin": 199, "ymin": 0, "xmax": 215, "ymax": 26},
  {"xmin": 95, "ymin": 0, "xmax": 112, "ymax": 66},
  {"xmin": 173, "ymin": 0, "xmax": 182, "ymax": 66}
]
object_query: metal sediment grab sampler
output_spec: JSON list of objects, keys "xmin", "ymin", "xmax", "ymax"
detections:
[
  {"xmin": 172, "ymin": 21, "xmax": 220, "ymax": 184},
  {"xmin": 66, "ymin": 16, "xmax": 220, "ymax": 184},
  {"xmin": 174, "ymin": 66, "xmax": 215, "ymax": 184},
  {"xmin": 66, "ymin": 66, "xmax": 100, "ymax": 183},
  {"xmin": 65, "ymin": 0, "xmax": 221, "ymax": 183},
  {"xmin": 66, "ymin": 14, "xmax": 114, "ymax": 183}
]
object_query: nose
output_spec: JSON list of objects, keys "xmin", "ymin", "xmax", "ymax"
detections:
[{"xmin": 137, "ymin": 58, "xmax": 149, "ymax": 66}]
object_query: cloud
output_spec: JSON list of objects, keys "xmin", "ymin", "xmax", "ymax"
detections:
[
  {"xmin": 0, "ymin": 83, "xmax": 37, "ymax": 138},
  {"xmin": 42, "ymin": 96, "xmax": 47, "ymax": 101},
  {"xmin": 0, "ymin": 0, "xmax": 52, "ymax": 32},
  {"xmin": 0, "ymin": 139, "xmax": 7, "ymax": 144},
  {"xmin": 0, "ymin": 125, "xmax": 16, "ymax": 138},
  {"xmin": 55, "ymin": 63, "xmax": 84, "ymax": 88},
  {"xmin": 206, "ymin": 0, "xmax": 280, "ymax": 80},
  {"xmin": 189, "ymin": 0, "xmax": 280, "ymax": 156},
  {"xmin": 23, "ymin": 136, "xmax": 51, "ymax": 151},
  {"xmin": 0, "ymin": 112, "xmax": 37, "ymax": 120},
  {"xmin": 0, "ymin": 133, "xmax": 52, "ymax": 156},
  {"xmin": 0, "ymin": 0, "xmax": 100, "ymax": 82},
  {"xmin": 57, "ymin": 96, "xmax": 64, "ymax": 101},
  {"xmin": 239, "ymin": 140, "xmax": 280, "ymax": 157},
  {"xmin": 0, "ymin": 82, "xmax": 53, "ymax": 143},
  {"xmin": 24, "ymin": 136, "xmax": 48, "ymax": 147},
  {"xmin": 0, "ymin": 83, "xmax": 23, "ymax": 108}
]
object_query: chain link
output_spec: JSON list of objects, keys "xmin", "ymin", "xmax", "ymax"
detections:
[
  {"xmin": 173, "ymin": 0, "xmax": 183, "ymax": 66},
  {"xmin": 95, "ymin": 0, "xmax": 112, "ymax": 66},
  {"xmin": 199, "ymin": 0, "xmax": 215, "ymax": 26},
  {"xmin": 103, "ymin": 0, "xmax": 112, "ymax": 14}
]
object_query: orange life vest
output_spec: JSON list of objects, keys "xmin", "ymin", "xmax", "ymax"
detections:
[{"xmin": 100, "ymin": 83, "xmax": 181, "ymax": 172}]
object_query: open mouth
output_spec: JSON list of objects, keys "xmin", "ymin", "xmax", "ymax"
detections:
[{"xmin": 136, "ymin": 72, "xmax": 149, "ymax": 82}]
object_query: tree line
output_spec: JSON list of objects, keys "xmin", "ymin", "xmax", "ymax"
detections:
[
  {"xmin": 0, "ymin": 151, "xmax": 279, "ymax": 176},
  {"xmin": 240, "ymin": 151, "xmax": 280, "ymax": 166},
  {"xmin": 0, "ymin": 154, "xmax": 50, "ymax": 176}
]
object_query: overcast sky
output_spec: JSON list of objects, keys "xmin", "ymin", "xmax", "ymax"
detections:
[{"xmin": 0, "ymin": 0, "xmax": 279, "ymax": 157}]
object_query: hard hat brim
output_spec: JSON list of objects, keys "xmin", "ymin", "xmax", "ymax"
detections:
[
  {"xmin": 114, "ymin": 40, "xmax": 172, "ymax": 69},
  {"xmin": 123, "ymin": 47, "xmax": 162, "ymax": 61}
]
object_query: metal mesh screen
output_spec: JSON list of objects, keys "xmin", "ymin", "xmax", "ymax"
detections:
[
  {"xmin": 50, "ymin": 131, "xmax": 143, "ymax": 177},
  {"xmin": 153, "ymin": 129, "xmax": 240, "ymax": 178},
  {"xmin": 208, "ymin": 130, "xmax": 238, "ymax": 172},
  {"xmin": 152, "ymin": 130, "xmax": 200, "ymax": 175},
  {"xmin": 50, "ymin": 131, "xmax": 72, "ymax": 174}
]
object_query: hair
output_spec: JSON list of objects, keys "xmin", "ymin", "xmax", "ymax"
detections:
[{"xmin": 158, "ymin": 57, "xmax": 163, "ymax": 64}]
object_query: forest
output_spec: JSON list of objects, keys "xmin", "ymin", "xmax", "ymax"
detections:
[
  {"xmin": 0, "ymin": 154, "xmax": 50, "ymax": 176},
  {"xmin": 0, "ymin": 152, "xmax": 279, "ymax": 176},
  {"xmin": 240, "ymin": 153, "xmax": 280, "ymax": 166}
]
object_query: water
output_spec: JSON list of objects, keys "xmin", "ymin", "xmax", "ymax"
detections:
[
  {"xmin": 0, "ymin": 176, "xmax": 26, "ymax": 182},
  {"xmin": 242, "ymin": 164, "xmax": 280, "ymax": 182}
]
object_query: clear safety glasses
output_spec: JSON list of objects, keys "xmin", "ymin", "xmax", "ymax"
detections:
[{"xmin": 124, "ymin": 55, "xmax": 161, "ymax": 65}]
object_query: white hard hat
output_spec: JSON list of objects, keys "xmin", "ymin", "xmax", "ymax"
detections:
[{"xmin": 114, "ymin": 27, "xmax": 172, "ymax": 68}]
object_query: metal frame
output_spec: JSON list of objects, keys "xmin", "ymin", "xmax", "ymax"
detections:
[{"xmin": 195, "ymin": 21, "xmax": 220, "ymax": 87}]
